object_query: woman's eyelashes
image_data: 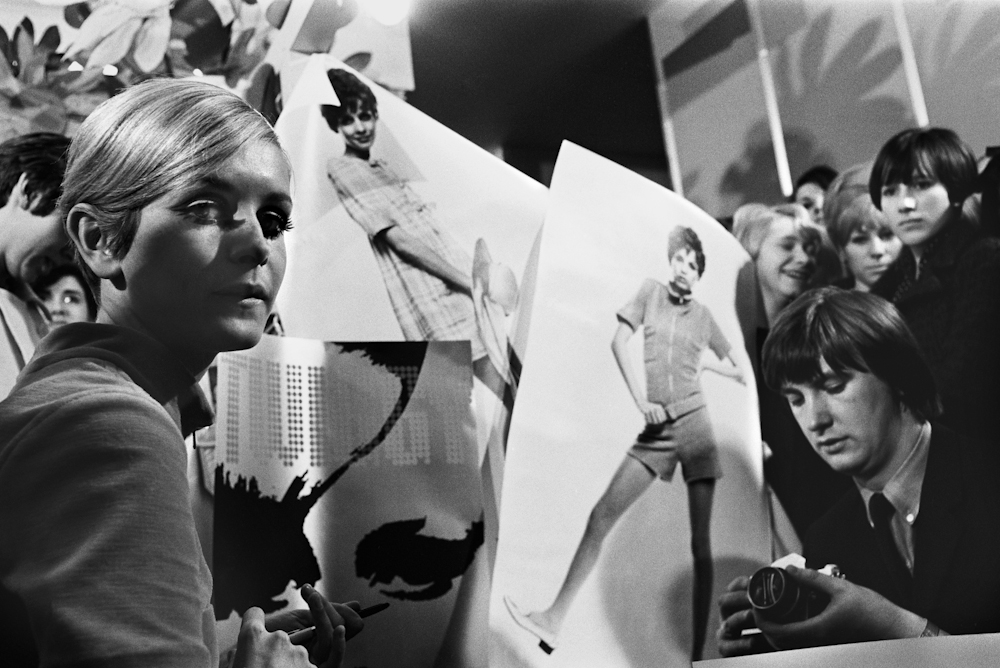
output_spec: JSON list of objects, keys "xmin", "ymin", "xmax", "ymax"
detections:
[
  {"xmin": 258, "ymin": 209, "xmax": 293, "ymax": 239},
  {"xmin": 176, "ymin": 198, "xmax": 292, "ymax": 239}
]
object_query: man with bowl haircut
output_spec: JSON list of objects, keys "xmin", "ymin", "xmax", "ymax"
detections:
[
  {"xmin": 0, "ymin": 132, "xmax": 71, "ymax": 397},
  {"xmin": 718, "ymin": 288, "xmax": 1000, "ymax": 655}
]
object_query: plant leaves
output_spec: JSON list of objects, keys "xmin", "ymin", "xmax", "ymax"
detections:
[
  {"xmin": 132, "ymin": 13, "xmax": 171, "ymax": 72},
  {"xmin": 85, "ymin": 18, "xmax": 143, "ymax": 69}
]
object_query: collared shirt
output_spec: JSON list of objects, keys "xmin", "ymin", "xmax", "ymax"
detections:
[
  {"xmin": 617, "ymin": 278, "xmax": 730, "ymax": 417},
  {"xmin": 858, "ymin": 421, "xmax": 933, "ymax": 574},
  {"xmin": 327, "ymin": 152, "xmax": 483, "ymax": 359}
]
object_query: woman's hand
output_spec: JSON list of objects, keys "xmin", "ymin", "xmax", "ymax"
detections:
[
  {"xmin": 265, "ymin": 584, "xmax": 364, "ymax": 668},
  {"xmin": 636, "ymin": 399, "xmax": 666, "ymax": 425},
  {"xmin": 231, "ymin": 607, "xmax": 315, "ymax": 668}
]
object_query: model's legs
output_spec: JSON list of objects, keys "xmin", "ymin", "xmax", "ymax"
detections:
[
  {"xmin": 687, "ymin": 478, "xmax": 716, "ymax": 661},
  {"xmin": 529, "ymin": 455, "xmax": 656, "ymax": 635}
]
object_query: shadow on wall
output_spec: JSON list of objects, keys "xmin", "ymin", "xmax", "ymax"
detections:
[
  {"xmin": 915, "ymin": 1, "xmax": 1000, "ymax": 154},
  {"xmin": 720, "ymin": 9, "xmax": 910, "ymax": 209}
]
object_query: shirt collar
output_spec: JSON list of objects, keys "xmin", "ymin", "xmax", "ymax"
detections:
[
  {"xmin": 23, "ymin": 322, "xmax": 212, "ymax": 434},
  {"xmin": 858, "ymin": 421, "xmax": 932, "ymax": 527}
]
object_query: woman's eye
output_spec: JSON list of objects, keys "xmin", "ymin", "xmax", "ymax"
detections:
[
  {"xmin": 784, "ymin": 393, "xmax": 804, "ymax": 408},
  {"xmin": 878, "ymin": 229, "xmax": 896, "ymax": 241},
  {"xmin": 183, "ymin": 199, "xmax": 229, "ymax": 224},
  {"xmin": 881, "ymin": 185, "xmax": 898, "ymax": 198},
  {"xmin": 259, "ymin": 209, "xmax": 293, "ymax": 239},
  {"xmin": 913, "ymin": 179, "xmax": 935, "ymax": 190},
  {"xmin": 849, "ymin": 234, "xmax": 868, "ymax": 245},
  {"xmin": 63, "ymin": 293, "xmax": 82, "ymax": 305}
]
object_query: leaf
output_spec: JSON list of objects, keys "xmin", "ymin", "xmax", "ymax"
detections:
[
  {"xmin": 39, "ymin": 26, "xmax": 61, "ymax": 54},
  {"xmin": 64, "ymin": 3, "xmax": 137, "ymax": 60},
  {"xmin": 64, "ymin": 3, "xmax": 92, "ymax": 30},
  {"xmin": 132, "ymin": 13, "xmax": 171, "ymax": 72},
  {"xmin": 86, "ymin": 19, "xmax": 143, "ymax": 69}
]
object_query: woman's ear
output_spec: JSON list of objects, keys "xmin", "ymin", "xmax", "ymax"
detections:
[{"xmin": 65, "ymin": 204, "xmax": 121, "ymax": 280}]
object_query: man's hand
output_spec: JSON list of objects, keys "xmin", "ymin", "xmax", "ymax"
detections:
[
  {"xmin": 755, "ymin": 566, "xmax": 926, "ymax": 649},
  {"xmin": 716, "ymin": 576, "xmax": 773, "ymax": 657}
]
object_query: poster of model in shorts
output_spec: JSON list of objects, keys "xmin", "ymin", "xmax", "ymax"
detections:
[{"xmin": 492, "ymin": 142, "xmax": 770, "ymax": 667}]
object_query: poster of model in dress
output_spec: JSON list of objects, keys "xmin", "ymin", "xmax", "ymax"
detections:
[
  {"xmin": 212, "ymin": 336, "xmax": 484, "ymax": 667},
  {"xmin": 492, "ymin": 142, "xmax": 770, "ymax": 667},
  {"xmin": 271, "ymin": 53, "xmax": 545, "ymax": 455}
]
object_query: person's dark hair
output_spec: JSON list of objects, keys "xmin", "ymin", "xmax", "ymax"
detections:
[
  {"xmin": 32, "ymin": 263, "xmax": 97, "ymax": 320},
  {"xmin": 793, "ymin": 165, "xmax": 838, "ymax": 198},
  {"xmin": 321, "ymin": 69, "xmax": 377, "ymax": 131},
  {"xmin": 762, "ymin": 287, "xmax": 941, "ymax": 421},
  {"xmin": 667, "ymin": 225, "xmax": 706, "ymax": 277},
  {"xmin": 869, "ymin": 127, "xmax": 978, "ymax": 211},
  {"xmin": 0, "ymin": 132, "xmax": 71, "ymax": 215}
]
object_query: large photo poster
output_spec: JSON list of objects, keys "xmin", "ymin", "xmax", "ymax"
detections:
[
  {"xmin": 212, "ymin": 336, "xmax": 483, "ymax": 667},
  {"xmin": 492, "ymin": 143, "xmax": 769, "ymax": 667}
]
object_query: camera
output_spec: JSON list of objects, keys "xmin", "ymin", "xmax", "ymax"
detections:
[{"xmin": 746, "ymin": 565, "xmax": 839, "ymax": 623}]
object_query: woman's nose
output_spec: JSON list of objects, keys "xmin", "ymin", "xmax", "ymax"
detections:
[{"xmin": 230, "ymin": 213, "xmax": 270, "ymax": 267}]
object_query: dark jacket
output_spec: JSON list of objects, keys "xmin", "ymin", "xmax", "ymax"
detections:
[
  {"xmin": 804, "ymin": 424, "xmax": 1000, "ymax": 634},
  {"xmin": 871, "ymin": 218, "xmax": 1000, "ymax": 441}
]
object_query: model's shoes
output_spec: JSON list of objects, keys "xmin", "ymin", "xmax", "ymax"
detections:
[{"xmin": 503, "ymin": 595, "xmax": 558, "ymax": 654}]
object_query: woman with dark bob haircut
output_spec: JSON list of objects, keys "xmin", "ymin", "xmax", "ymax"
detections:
[
  {"xmin": 868, "ymin": 127, "xmax": 1000, "ymax": 441},
  {"xmin": 761, "ymin": 287, "xmax": 941, "ymax": 423},
  {"xmin": 0, "ymin": 79, "xmax": 363, "ymax": 667}
]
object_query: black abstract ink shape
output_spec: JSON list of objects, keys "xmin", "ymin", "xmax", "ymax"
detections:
[
  {"xmin": 355, "ymin": 517, "xmax": 485, "ymax": 601},
  {"xmin": 214, "ymin": 342, "xmax": 427, "ymax": 619}
]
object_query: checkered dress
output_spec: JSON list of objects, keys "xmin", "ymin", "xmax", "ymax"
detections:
[{"xmin": 328, "ymin": 154, "xmax": 484, "ymax": 359}]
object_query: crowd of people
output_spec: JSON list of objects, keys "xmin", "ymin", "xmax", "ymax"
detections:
[
  {"xmin": 0, "ymin": 72, "xmax": 998, "ymax": 665},
  {"xmin": 719, "ymin": 126, "xmax": 1000, "ymax": 655}
]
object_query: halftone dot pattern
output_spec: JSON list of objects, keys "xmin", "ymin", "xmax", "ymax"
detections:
[
  {"xmin": 384, "ymin": 409, "xmax": 431, "ymax": 465},
  {"xmin": 245, "ymin": 359, "xmax": 283, "ymax": 459},
  {"xmin": 225, "ymin": 357, "xmax": 244, "ymax": 465},
  {"xmin": 307, "ymin": 365, "xmax": 326, "ymax": 467},
  {"xmin": 281, "ymin": 364, "xmax": 305, "ymax": 467}
]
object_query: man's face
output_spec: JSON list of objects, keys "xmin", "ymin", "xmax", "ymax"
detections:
[
  {"xmin": 339, "ymin": 103, "xmax": 377, "ymax": 154},
  {"xmin": 780, "ymin": 359, "xmax": 905, "ymax": 484},
  {"xmin": 668, "ymin": 248, "xmax": 700, "ymax": 292},
  {"xmin": 0, "ymin": 198, "xmax": 72, "ymax": 288}
]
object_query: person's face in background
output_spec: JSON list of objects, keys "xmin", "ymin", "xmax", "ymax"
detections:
[
  {"xmin": 39, "ymin": 273, "xmax": 92, "ymax": 326},
  {"xmin": 0, "ymin": 175, "xmax": 73, "ymax": 289},
  {"xmin": 339, "ymin": 102, "xmax": 377, "ymax": 154},
  {"xmin": 840, "ymin": 222, "xmax": 902, "ymax": 292},
  {"xmin": 879, "ymin": 173, "xmax": 953, "ymax": 256},
  {"xmin": 794, "ymin": 182, "xmax": 826, "ymax": 226},
  {"xmin": 668, "ymin": 247, "xmax": 700, "ymax": 294},
  {"xmin": 755, "ymin": 216, "xmax": 816, "ymax": 304},
  {"xmin": 104, "ymin": 140, "xmax": 291, "ymax": 372}
]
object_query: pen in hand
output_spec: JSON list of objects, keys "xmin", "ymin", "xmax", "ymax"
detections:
[{"xmin": 288, "ymin": 602, "xmax": 390, "ymax": 644}]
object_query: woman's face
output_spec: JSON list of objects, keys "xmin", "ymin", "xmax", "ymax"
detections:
[
  {"xmin": 339, "ymin": 103, "xmax": 377, "ymax": 154},
  {"xmin": 879, "ymin": 175, "xmax": 952, "ymax": 253},
  {"xmin": 840, "ymin": 224, "xmax": 902, "ymax": 291},
  {"xmin": 39, "ymin": 274, "xmax": 92, "ymax": 326},
  {"xmin": 111, "ymin": 140, "xmax": 291, "ymax": 369},
  {"xmin": 756, "ymin": 216, "xmax": 816, "ymax": 302},
  {"xmin": 794, "ymin": 182, "xmax": 825, "ymax": 225}
]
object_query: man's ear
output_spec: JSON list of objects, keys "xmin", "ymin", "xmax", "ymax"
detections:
[{"xmin": 65, "ymin": 204, "xmax": 121, "ymax": 280}]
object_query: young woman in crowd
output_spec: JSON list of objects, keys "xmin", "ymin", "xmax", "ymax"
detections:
[
  {"xmin": 869, "ymin": 127, "xmax": 1000, "ymax": 441},
  {"xmin": 0, "ymin": 79, "xmax": 363, "ymax": 667},
  {"xmin": 732, "ymin": 203, "xmax": 851, "ymax": 541},
  {"xmin": 792, "ymin": 165, "xmax": 838, "ymax": 226},
  {"xmin": 824, "ymin": 185, "xmax": 902, "ymax": 291},
  {"xmin": 32, "ymin": 263, "xmax": 97, "ymax": 326}
]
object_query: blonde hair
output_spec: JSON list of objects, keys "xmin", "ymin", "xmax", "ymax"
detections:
[{"xmin": 59, "ymin": 79, "xmax": 284, "ymax": 293}]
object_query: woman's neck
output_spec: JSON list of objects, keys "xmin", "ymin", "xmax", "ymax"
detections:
[{"xmin": 760, "ymin": 287, "xmax": 793, "ymax": 327}]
